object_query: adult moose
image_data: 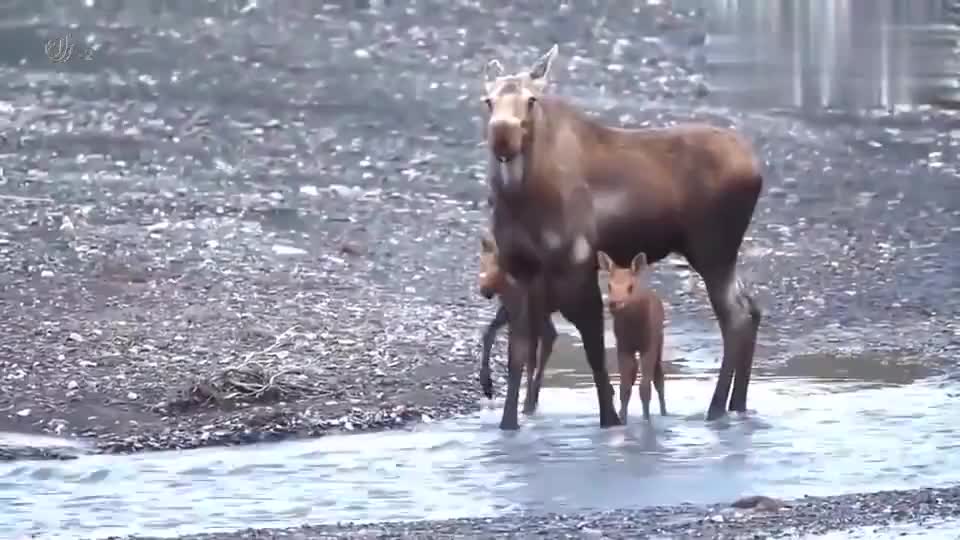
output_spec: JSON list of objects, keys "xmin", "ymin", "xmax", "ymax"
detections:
[{"xmin": 481, "ymin": 44, "xmax": 763, "ymax": 428}]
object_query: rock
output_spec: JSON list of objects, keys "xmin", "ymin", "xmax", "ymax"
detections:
[{"xmin": 731, "ymin": 495, "xmax": 790, "ymax": 512}]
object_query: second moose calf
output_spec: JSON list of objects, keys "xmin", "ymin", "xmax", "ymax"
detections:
[
  {"xmin": 478, "ymin": 233, "xmax": 557, "ymax": 413},
  {"xmin": 597, "ymin": 251, "xmax": 667, "ymax": 423}
]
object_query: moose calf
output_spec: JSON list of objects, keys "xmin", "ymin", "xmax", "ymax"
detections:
[
  {"xmin": 478, "ymin": 233, "xmax": 557, "ymax": 413},
  {"xmin": 597, "ymin": 251, "xmax": 667, "ymax": 423}
]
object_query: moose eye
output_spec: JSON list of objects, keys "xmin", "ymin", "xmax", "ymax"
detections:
[
  {"xmin": 484, "ymin": 98, "xmax": 493, "ymax": 110},
  {"xmin": 527, "ymin": 96, "xmax": 537, "ymax": 108}
]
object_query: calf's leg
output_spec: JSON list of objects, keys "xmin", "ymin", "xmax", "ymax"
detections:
[
  {"xmin": 501, "ymin": 285, "xmax": 543, "ymax": 430},
  {"xmin": 560, "ymin": 279, "xmax": 620, "ymax": 427},
  {"xmin": 637, "ymin": 351, "xmax": 654, "ymax": 421},
  {"xmin": 653, "ymin": 328, "xmax": 667, "ymax": 416},
  {"xmin": 654, "ymin": 358, "xmax": 667, "ymax": 416},
  {"xmin": 617, "ymin": 349, "xmax": 638, "ymax": 424},
  {"xmin": 480, "ymin": 304, "xmax": 509, "ymax": 399}
]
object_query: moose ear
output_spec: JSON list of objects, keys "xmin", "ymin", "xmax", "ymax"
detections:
[
  {"xmin": 529, "ymin": 44, "xmax": 558, "ymax": 80},
  {"xmin": 630, "ymin": 252, "xmax": 648, "ymax": 274},
  {"xmin": 483, "ymin": 59, "xmax": 504, "ymax": 94},
  {"xmin": 528, "ymin": 44, "xmax": 558, "ymax": 87},
  {"xmin": 597, "ymin": 250, "xmax": 613, "ymax": 272}
]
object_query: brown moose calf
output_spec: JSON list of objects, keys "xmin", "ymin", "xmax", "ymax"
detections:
[
  {"xmin": 597, "ymin": 251, "xmax": 666, "ymax": 423},
  {"xmin": 478, "ymin": 233, "xmax": 557, "ymax": 413}
]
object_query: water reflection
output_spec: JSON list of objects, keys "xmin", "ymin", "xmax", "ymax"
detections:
[{"xmin": 679, "ymin": 0, "xmax": 960, "ymax": 109}]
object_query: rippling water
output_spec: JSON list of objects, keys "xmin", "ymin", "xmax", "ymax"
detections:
[
  {"xmin": 3, "ymin": 365, "xmax": 958, "ymax": 538},
  {"xmin": 1, "ymin": 1, "xmax": 958, "ymax": 539},
  {"xmin": 809, "ymin": 518, "xmax": 960, "ymax": 539}
]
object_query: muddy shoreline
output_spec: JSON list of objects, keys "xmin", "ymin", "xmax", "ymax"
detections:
[{"xmin": 114, "ymin": 484, "xmax": 960, "ymax": 539}]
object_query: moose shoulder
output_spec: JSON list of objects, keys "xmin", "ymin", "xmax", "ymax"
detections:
[{"xmin": 481, "ymin": 44, "xmax": 763, "ymax": 424}]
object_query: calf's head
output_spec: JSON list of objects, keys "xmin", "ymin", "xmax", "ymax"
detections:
[
  {"xmin": 478, "ymin": 233, "xmax": 503, "ymax": 300},
  {"xmin": 482, "ymin": 44, "xmax": 559, "ymax": 185},
  {"xmin": 597, "ymin": 251, "xmax": 649, "ymax": 313}
]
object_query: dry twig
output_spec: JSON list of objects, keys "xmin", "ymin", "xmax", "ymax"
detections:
[{"xmin": 180, "ymin": 325, "xmax": 329, "ymax": 407}]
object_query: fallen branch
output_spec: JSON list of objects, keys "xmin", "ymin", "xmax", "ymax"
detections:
[{"xmin": 176, "ymin": 325, "xmax": 331, "ymax": 408}]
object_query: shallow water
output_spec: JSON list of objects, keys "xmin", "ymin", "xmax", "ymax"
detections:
[
  {"xmin": 3, "ymin": 321, "xmax": 958, "ymax": 539},
  {"xmin": 809, "ymin": 518, "xmax": 960, "ymax": 539},
  {"xmin": 0, "ymin": 0, "xmax": 957, "ymax": 539}
]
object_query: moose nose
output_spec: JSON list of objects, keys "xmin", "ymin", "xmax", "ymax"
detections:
[{"xmin": 488, "ymin": 117, "xmax": 522, "ymax": 161}]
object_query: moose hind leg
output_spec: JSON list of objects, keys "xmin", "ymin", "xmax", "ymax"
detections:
[
  {"xmin": 728, "ymin": 286, "xmax": 761, "ymax": 412},
  {"xmin": 561, "ymin": 283, "xmax": 620, "ymax": 427},
  {"xmin": 522, "ymin": 340, "xmax": 537, "ymax": 415},
  {"xmin": 702, "ymin": 266, "xmax": 761, "ymax": 420}
]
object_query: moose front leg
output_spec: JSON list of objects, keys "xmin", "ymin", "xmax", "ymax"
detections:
[{"xmin": 561, "ymin": 279, "xmax": 620, "ymax": 427}]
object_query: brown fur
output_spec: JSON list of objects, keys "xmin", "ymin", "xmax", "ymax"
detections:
[
  {"xmin": 598, "ymin": 251, "xmax": 666, "ymax": 423},
  {"xmin": 481, "ymin": 45, "xmax": 762, "ymax": 425},
  {"xmin": 477, "ymin": 234, "xmax": 557, "ymax": 413},
  {"xmin": 483, "ymin": 47, "xmax": 620, "ymax": 430}
]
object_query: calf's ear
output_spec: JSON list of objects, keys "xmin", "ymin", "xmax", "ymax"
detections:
[
  {"xmin": 480, "ymin": 233, "xmax": 496, "ymax": 253},
  {"xmin": 630, "ymin": 252, "xmax": 648, "ymax": 275},
  {"xmin": 596, "ymin": 251, "xmax": 613, "ymax": 272}
]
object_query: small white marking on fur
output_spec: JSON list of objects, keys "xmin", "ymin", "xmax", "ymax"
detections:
[
  {"xmin": 570, "ymin": 234, "xmax": 591, "ymax": 264},
  {"xmin": 542, "ymin": 228, "xmax": 564, "ymax": 250},
  {"xmin": 504, "ymin": 273, "xmax": 519, "ymax": 287},
  {"xmin": 478, "ymin": 271, "xmax": 488, "ymax": 280},
  {"xmin": 592, "ymin": 190, "xmax": 631, "ymax": 221}
]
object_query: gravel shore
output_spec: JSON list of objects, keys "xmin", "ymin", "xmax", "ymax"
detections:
[
  {"xmin": 114, "ymin": 485, "xmax": 960, "ymax": 539},
  {"xmin": 0, "ymin": 1, "xmax": 737, "ymax": 460}
]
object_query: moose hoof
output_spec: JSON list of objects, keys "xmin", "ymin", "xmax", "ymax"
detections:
[
  {"xmin": 705, "ymin": 406, "xmax": 727, "ymax": 422},
  {"xmin": 481, "ymin": 384, "xmax": 493, "ymax": 400},
  {"xmin": 499, "ymin": 419, "xmax": 520, "ymax": 430},
  {"xmin": 600, "ymin": 413, "xmax": 622, "ymax": 428}
]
